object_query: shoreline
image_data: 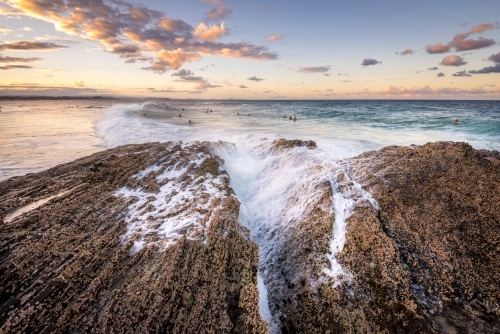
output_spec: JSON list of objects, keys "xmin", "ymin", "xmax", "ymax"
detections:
[{"xmin": 0, "ymin": 140, "xmax": 499, "ymax": 333}]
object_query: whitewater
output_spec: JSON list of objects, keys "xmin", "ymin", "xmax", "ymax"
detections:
[{"xmin": 0, "ymin": 99, "xmax": 499, "ymax": 330}]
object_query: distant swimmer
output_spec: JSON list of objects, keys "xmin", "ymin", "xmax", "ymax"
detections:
[
  {"xmin": 189, "ymin": 119, "xmax": 192, "ymax": 124},
  {"xmin": 248, "ymin": 113, "xmax": 250, "ymax": 116},
  {"xmin": 452, "ymin": 119, "xmax": 459, "ymax": 123},
  {"xmin": 237, "ymin": 112, "xmax": 240, "ymax": 115},
  {"xmin": 289, "ymin": 116, "xmax": 292, "ymax": 120},
  {"xmin": 178, "ymin": 113, "xmax": 182, "ymax": 117},
  {"xmin": 144, "ymin": 113, "xmax": 146, "ymax": 116},
  {"xmin": 210, "ymin": 109, "xmax": 213, "ymax": 112},
  {"xmin": 182, "ymin": 108, "xmax": 185, "ymax": 111},
  {"xmin": 293, "ymin": 116, "xmax": 297, "ymax": 121}
]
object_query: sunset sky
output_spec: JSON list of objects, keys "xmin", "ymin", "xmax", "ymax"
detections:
[{"xmin": 0, "ymin": 0, "xmax": 499, "ymax": 99}]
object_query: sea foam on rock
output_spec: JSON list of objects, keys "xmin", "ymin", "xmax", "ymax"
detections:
[{"xmin": 0, "ymin": 142, "xmax": 268, "ymax": 333}]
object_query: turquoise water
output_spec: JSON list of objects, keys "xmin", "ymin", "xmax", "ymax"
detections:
[{"xmin": 0, "ymin": 99, "xmax": 499, "ymax": 181}]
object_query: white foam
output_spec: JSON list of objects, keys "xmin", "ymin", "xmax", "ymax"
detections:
[
  {"xmin": 115, "ymin": 151, "xmax": 229, "ymax": 255},
  {"xmin": 322, "ymin": 162, "xmax": 379, "ymax": 287},
  {"xmin": 257, "ymin": 272, "xmax": 274, "ymax": 329}
]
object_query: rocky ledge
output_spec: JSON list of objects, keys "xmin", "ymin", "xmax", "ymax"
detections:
[
  {"xmin": 0, "ymin": 141, "xmax": 499, "ymax": 333},
  {"xmin": 0, "ymin": 142, "xmax": 267, "ymax": 333}
]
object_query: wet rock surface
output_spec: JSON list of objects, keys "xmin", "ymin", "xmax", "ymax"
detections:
[
  {"xmin": 271, "ymin": 139, "xmax": 317, "ymax": 151},
  {"xmin": 253, "ymin": 140, "xmax": 499, "ymax": 333},
  {"xmin": 0, "ymin": 142, "xmax": 267, "ymax": 334},
  {"xmin": 344, "ymin": 142, "xmax": 500, "ymax": 333}
]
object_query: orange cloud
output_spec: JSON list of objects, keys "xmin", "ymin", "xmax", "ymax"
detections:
[
  {"xmin": 440, "ymin": 55, "xmax": 467, "ymax": 67},
  {"xmin": 194, "ymin": 22, "xmax": 227, "ymax": 41},
  {"xmin": 426, "ymin": 23, "xmax": 496, "ymax": 54},
  {"xmin": 425, "ymin": 43, "xmax": 450, "ymax": 54},
  {"xmin": 470, "ymin": 23, "xmax": 495, "ymax": 33},
  {"xmin": 144, "ymin": 49, "xmax": 200, "ymax": 72},
  {"xmin": 266, "ymin": 34, "xmax": 284, "ymax": 42},
  {"xmin": 400, "ymin": 48, "xmax": 414, "ymax": 55},
  {"xmin": 3, "ymin": 0, "xmax": 277, "ymax": 71}
]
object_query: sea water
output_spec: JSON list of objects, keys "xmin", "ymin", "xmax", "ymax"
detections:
[
  {"xmin": 1, "ymin": 99, "xmax": 498, "ymax": 181},
  {"xmin": 1, "ymin": 98, "xmax": 499, "ymax": 329}
]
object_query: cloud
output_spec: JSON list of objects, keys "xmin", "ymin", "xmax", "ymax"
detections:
[
  {"xmin": 144, "ymin": 49, "xmax": 200, "ymax": 72},
  {"xmin": 2, "ymin": 0, "xmax": 277, "ymax": 72},
  {"xmin": 470, "ymin": 23, "xmax": 496, "ymax": 33},
  {"xmin": 0, "ymin": 54, "xmax": 41, "ymax": 63},
  {"xmin": 0, "ymin": 41, "xmax": 68, "ymax": 51},
  {"xmin": 21, "ymin": 27, "xmax": 33, "ymax": 31},
  {"xmin": 248, "ymin": 76, "xmax": 264, "ymax": 81},
  {"xmin": 437, "ymin": 72, "xmax": 445, "ymax": 77},
  {"xmin": 425, "ymin": 43, "xmax": 451, "ymax": 54},
  {"xmin": 361, "ymin": 58, "xmax": 381, "ymax": 67},
  {"xmin": 488, "ymin": 52, "xmax": 500, "ymax": 63},
  {"xmin": 239, "ymin": 85, "xmax": 247, "ymax": 88},
  {"xmin": 400, "ymin": 48, "xmax": 414, "ymax": 55},
  {"xmin": 171, "ymin": 69, "xmax": 204, "ymax": 81},
  {"xmin": 428, "ymin": 67, "xmax": 439, "ymax": 70},
  {"xmin": 202, "ymin": 0, "xmax": 224, "ymax": 5},
  {"xmin": 205, "ymin": 6, "xmax": 232, "ymax": 20},
  {"xmin": 469, "ymin": 64, "xmax": 500, "ymax": 74},
  {"xmin": 340, "ymin": 80, "xmax": 352, "ymax": 83},
  {"xmin": 266, "ymin": 34, "xmax": 284, "ymax": 42},
  {"xmin": 298, "ymin": 65, "xmax": 331, "ymax": 73},
  {"xmin": 440, "ymin": 55, "xmax": 467, "ymax": 66},
  {"xmin": 426, "ymin": 23, "xmax": 497, "ymax": 54},
  {"xmin": 35, "ymin": 35, "xmax": 81, "ymax": 44},
  {"xmin": 371, "ymin": 85, "xmax": 495, "ymax": 97},
  {"xmin": 452, "ymin": 70, "xmax": 471, "ymax": 77},
  {"xmin": 0, "ymin": 64, "xmax": 34, "ymax": 70},
  {"xmin": 147, "ymin": 87, "xmax": 189, "ymax": 93},
  {"xmin": 111, "ymin": 44, "xmax": 140, "ymax": 54},
  {"xmin": 449, "ymin": 36, "xmax": 495, "ymax": 51},
  {"xmin": 467, "ymin": 51, "xmax": 500, "ymax": 74},
  {"xmin": 195, "ymin": 81, "xmax": 221, "ymax": 89},
  {"xmin": 0, "ymin": 26, "xmax": 12, "ymax": 33},
  {"xmin": 194, "ymin": 22, "xmax": 227, "ymax": 41},
  {"xmin": 73, "ymin": 80, "xmax": 85, "ymax": 86},
  {"xmin": 170, "ymin": 69, "xmax": 220, "ymax": 90},
  {"xmin": 0, "ymin": 83, "xmax": 103, "ymax": 96}
]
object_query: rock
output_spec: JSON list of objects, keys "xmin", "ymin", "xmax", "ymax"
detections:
[
  {"xmin": 345, "ymin": 141, "xmax": 500, "ymax": 333},
  {"xmin": 254, "ymin": 141, "xmax": 499, "ymax": 333},
  {"xmin": 271, "ymin": 139, "xmax": 317, "ymax": 151},
  {"xmin": 0, "ymin": 142, "xmax": 268, "ymax": 334}
]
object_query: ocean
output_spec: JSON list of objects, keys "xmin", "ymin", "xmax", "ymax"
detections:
[{"xmin": 1, "ymin": 99, "xmax": 498, "ymax": 182}]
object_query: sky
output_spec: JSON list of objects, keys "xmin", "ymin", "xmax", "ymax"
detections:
[{"xmin": 0, "ymin": 0, "xmax": 499, "ymax": 99}]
